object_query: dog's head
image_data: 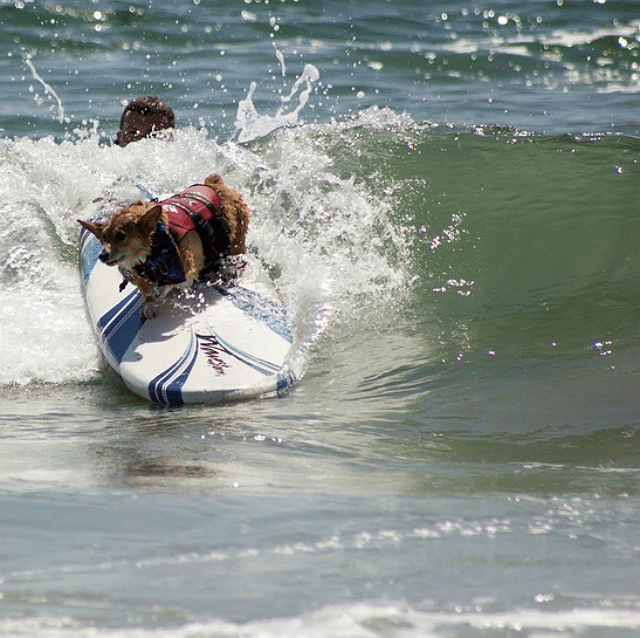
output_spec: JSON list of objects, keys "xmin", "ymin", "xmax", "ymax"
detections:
[{"xmin": 78, "ymin": 202, "xmax": 163, "ymax": 269}]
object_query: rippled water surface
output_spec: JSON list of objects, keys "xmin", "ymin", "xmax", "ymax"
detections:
[{"xmin": 1, "ymin": 0, "xmax": 640, "ymax": 636}]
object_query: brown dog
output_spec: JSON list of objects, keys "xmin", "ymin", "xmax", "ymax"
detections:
[{"xmin": 78, "ymin": 173, "xmax": 249, "ymax": 318}]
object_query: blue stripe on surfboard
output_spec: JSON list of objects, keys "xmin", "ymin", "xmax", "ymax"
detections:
[
  {"xmin": 148, "ymin": 329, "xmax": 199, "ymax": 407},
  {"xmin": 203, "ymin": 322, "xmax": 282, "ymax": 377},
  {"xmin": 79, "ymin": 228, "xmax": 102, "ymax": 283},
  {"xmin": 276, "ymin": 368, "xmax": 297, "ymax": 393},
  {"xmin": 213, "ymin": 283, "xmax": 293, "ymax": 343},
  {"xmin": 146, "ymin": 324, "xmax": 292, "ymax": 406},
  {"xmin": 97, "ymin": 290, "xmax": 146, "ymax": 365}
]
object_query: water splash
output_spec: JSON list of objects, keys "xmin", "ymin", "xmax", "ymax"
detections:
[
  {"xmin": 0, "ymin": 108, "xmax": 413, "ymax": 388},
  {"xmin": 273, "ymin": 43, "xmax": 286, "ymax": 77},
  {"xmin": 23, "ymin": 56, "xmax": 66, "ymax": 125},
  {"xmin": 235, "ymin": 62, "xmax": 320, "ymax": 144}
]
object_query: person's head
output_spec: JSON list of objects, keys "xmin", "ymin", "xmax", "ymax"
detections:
[{"xmin": 115, "ymin": 96, "xmax": 175, "ymax": 147}]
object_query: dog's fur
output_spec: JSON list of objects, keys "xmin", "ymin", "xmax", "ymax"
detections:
[{"xmin": 78, "ymin": 173, "xmax": 249, "ymax": 318}]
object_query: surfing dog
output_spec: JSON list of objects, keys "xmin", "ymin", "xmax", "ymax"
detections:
[{"xmin": 78, "ymin": 173, "xmax": 249, "ymax": 318}]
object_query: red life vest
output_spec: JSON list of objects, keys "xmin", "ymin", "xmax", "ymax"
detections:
[
  {"xmin": 158, "ymin": 183, "xmax": 231, "ymax": 279},
  {"xmin": 160, "ymin": 184, "xmax": 222, "ymax": 240},
  {"xmin": 120, "ymin": 184, "xmax": 230, "ymax": 291}
]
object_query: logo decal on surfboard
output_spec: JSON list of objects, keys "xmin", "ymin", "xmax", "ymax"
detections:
[{"xmin": 197, "ymin": 334, "xmax": 230, "ymax": 375}]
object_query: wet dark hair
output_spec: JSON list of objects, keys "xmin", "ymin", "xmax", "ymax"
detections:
[{"xmin": 119, "ymin": 96, "xmax": 175, "ymax": 130}]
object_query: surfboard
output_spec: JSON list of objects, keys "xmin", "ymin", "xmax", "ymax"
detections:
[{"xmin": 79, "ymin": 228, "xmax": 297, "ymax": 406}]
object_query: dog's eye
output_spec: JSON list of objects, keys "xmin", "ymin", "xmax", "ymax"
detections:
[{"xmin": 113, "ymin": 231, "xmax": 126, "ymax": 243}]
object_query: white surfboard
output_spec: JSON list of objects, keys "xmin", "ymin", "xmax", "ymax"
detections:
[{"xmin": 79, "ymin": 228, "xmax": 296, "ymax": 406}]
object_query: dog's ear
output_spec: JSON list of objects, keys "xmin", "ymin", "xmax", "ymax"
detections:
[
  {"xmin": 138, "ymin": 205, "xmax": 164, "ymax": 234},
  {"xmin": 77, "ymin": 219, "xmax": 105, "ymax": 240}
]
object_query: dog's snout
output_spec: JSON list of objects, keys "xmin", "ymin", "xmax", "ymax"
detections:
[{"xmin": 99, "ymin": 249, "xmax": 110, "ymax": 263}]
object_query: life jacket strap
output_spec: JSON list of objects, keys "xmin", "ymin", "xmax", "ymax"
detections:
[{"xmin": 160, "ymin": 186, "xmax": 232, "ymax": 277}]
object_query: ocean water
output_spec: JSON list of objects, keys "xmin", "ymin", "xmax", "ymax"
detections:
[{"xmin": 2, "ymin": 0, "xmax": 640, "ymax": 636}]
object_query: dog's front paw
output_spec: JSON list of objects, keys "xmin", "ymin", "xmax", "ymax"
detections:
[
  {"xmin": 142, "ymin": 301, "xmax": 158, "ymax": 319},
  {"xmin": 180, "ymin": 273, "xmax": 198, "ymax": 291}
]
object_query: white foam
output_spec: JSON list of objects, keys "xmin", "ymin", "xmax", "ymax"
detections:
[
  {"xmin": 0, "ymin": 603, "xmax": 639, "ymax": 638},
  {"xmin": 0, "ymin": 283, "xmax": 97, "ymax": 386},
  {"xmin": 0, "ymin": 106, "xmax": 412, "ymax": 388}
]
